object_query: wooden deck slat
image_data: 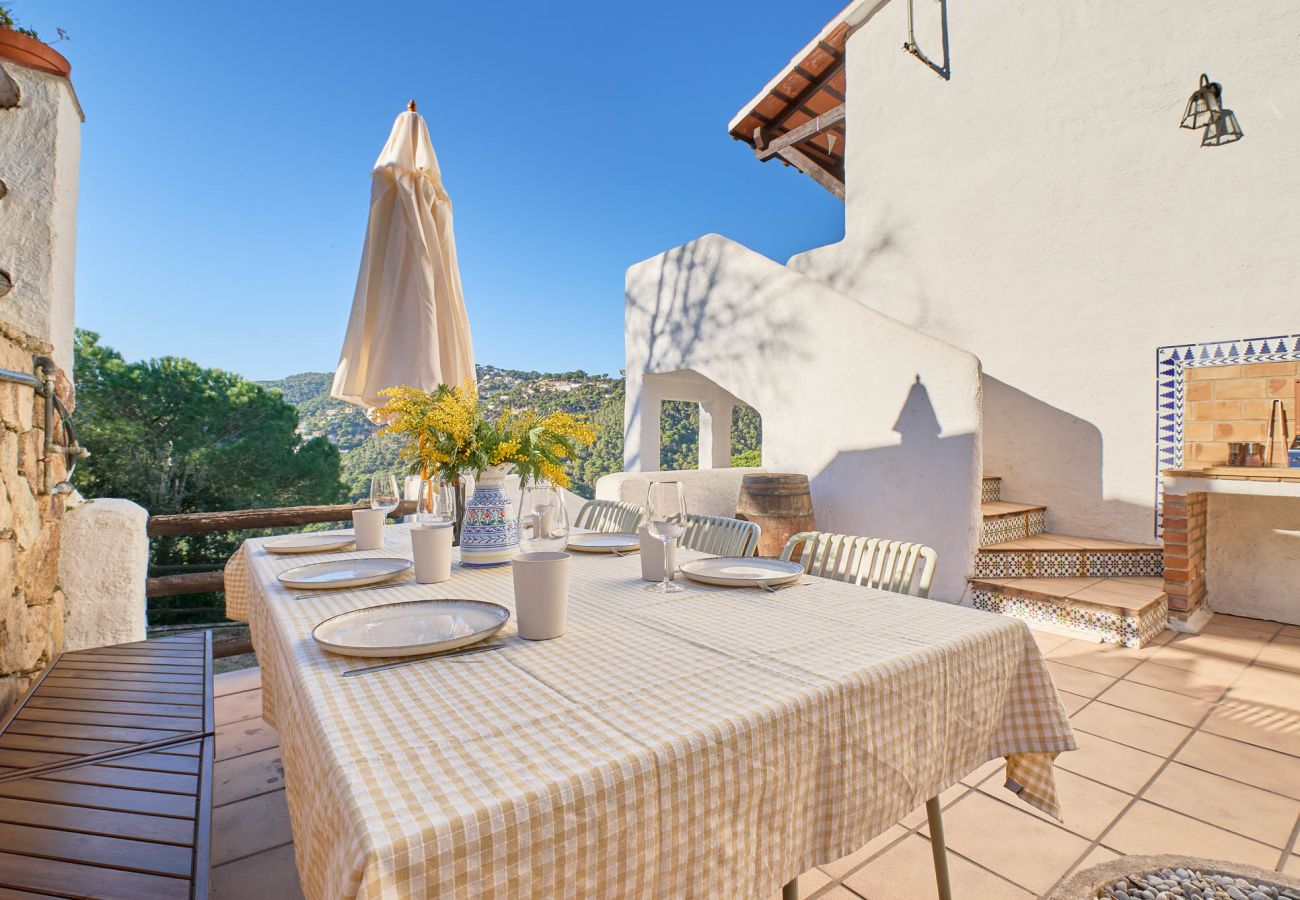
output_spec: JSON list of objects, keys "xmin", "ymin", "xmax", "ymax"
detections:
[
  {"xmin": 0, "ymin": 778, "xmax": 198, "ymax": 818},
  {"xmin": 210, "ymin": 842, "xmax": 302, "ymax": 900},
  {"xmin": 64, "ymin": 653, "xmax": 206, "ymax": 666},
  {"xmin": 16, "ymin": 707, "xmax": 205, "ymax": 732},
  {"xmin": 56, "ymin": 661, "xmax": 206, "ymax": 677},
  {"xmin": 25, "ymin": 696, "xmax": 204, "ymax": 719},
  {"xmin": 39, "ymin": 764, "xmax": 198, "ymax": 795},
  {"xmin": 0, "ymin": 850, "xmax": 190, "ymax": 900},
  {"xmin": 6, "ymin": 721, "xmax": 195, "ymax": 745},
  {"xmin": 213, "ymin": 747, "xmax": 283, "ymax": 807},
  {"xmin": 210, "ymin": 790, "xmax": 293, "ymax": 867},
  {"xmin": 45, "ymin": 668, "xmax": 204, "ymax": 685},
  {"xmin": 35, "ymin": 685, "xmax": 204, "ymax": 705},
  {"xmin": 0, "ymin": 798, "xmax": 194, "ymax": 845},
  {"xmin": 0, "ymin": 822, "xmax": 194, "ymax": 878},
  {"xmin": 214, "ymin": 717, "xmax": 279, "ymax": 763},
  {"xmin": 0, "ymin": 734, "xmax": 133, "ymax": 756},
  {"xmin": 40, "ymin": 677, "xmax": 204, "ymax": 695}
]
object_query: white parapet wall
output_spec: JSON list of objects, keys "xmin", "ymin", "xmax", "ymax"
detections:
[
  {"xmin": 596, "ymin": 468, "xmax": 764, "ymax": 519},
  {"xmin": 58, "ymin": 497, "xmax": 148, "ymax": 651},
  {"xmin": 625, "ymin": 234, "xmax": 983, "ymax": 602}
]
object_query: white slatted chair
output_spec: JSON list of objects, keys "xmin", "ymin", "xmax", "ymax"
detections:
[
  {"xmin": 776, "ymin": 529, "xmax": 947, "ymax": 900},
  {"xmin": 779, "ymin": 531, "xmax": 938, "ymax": 599},
  {"xmin": 680, "ymin": 513, "xmax": 760, "ymax": 557},
  {"xmin": 573, "ymin": 499, "xmax": 646, "ymax": 534}
]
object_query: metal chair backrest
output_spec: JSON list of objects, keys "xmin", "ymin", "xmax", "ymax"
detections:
[
  {"xmin": 681, "ymin": 513, "xmax": 760, "ymax": 557},
  {"xmin": 573, "ymin": 499, "xmax": 646, "ymax": 534},
  {"xmin": 779, "ymin": 531, "xmax": 938, "ymax": 598}
]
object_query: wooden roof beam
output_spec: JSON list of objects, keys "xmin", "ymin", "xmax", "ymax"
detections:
[
  {"xmin": 776, "ymin": 144, "xmax": 845, "ymax": 201},
  {"xmin": 756, "ymin": 104, "xmax": 845, "ymax": 161}
]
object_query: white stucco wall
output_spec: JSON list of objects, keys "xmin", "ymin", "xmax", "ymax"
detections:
[
  {"xmin": 1205, "ymin": 494, "xmax": 1300, "ymax": 626},
  {"xmin": 0, "ymin": 60, "xmax": 80, "ymax": 371},
  {"xmin": 788, "ymin": 0, "xmax": 1300, "ymax": 544},
  {"xmin": 626, "ymin": 234, "xmax": 982, "ymax": 602},
  {"xmin": 58, "ymin": 498, "xmax": 149, "ymax": 650},
  {"xmin": 596, "ymin": 468, "xmax": 763, "ymax": 519}
]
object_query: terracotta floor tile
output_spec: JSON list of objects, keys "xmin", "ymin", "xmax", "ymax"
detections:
[
  {"xmin": 1032, "ymin": 629, "xmax": 1075, "ymax": 655},
  {"xmin": 1049, "ymin": 640, "xmax": 1144, "ymax": 678},
  {"xmin": 1147, "ymin": 644, "xmax": 1251, "ymax": 680},
  {"xmin": 1059, "ymin": 690, "xmax": 1091, "ymax": 716},
  {"xmin": 1281, "ymin": 625, "xmax": 1300, "ymax": 639},
  {"xmin": 1165, "ymin": 631, "xmax": 1267, "ymax": 664},
  {"xmin": 1176, "ymin": 730, "xmax": 1300, "ymax": 800},
  {"xmin": 1124, "ymin": 660, "xmax": 1234, "ymax": 701},
  {"xmin": 1235, "ymin": 661, "xmax": 1300, "ymax": 697},
  {"xmin": 930, "ymin": 791, "xmax": 1090, "ymax": 895},
  {"xmin": 1055, "ymin": 731, "xmax": 1165, "ymax": 794},
  {"xmin": 811, "ymin": 887, "xmax": 859, "ymax": 900},
  {"xmin": 1068, "ymin": 845, "xmax": 1121, "ymax": 875},
  {"xmin": 1142, "ymin": 762, "xmax": 1300, "ymax": 848},
  {"xmin": 1202, "ymin": 615, "xmax": 1283, "ymax": 638},
  {"xmin": 1257, "ymin": 636, "xmax": 1300, "ymax": 674},
  {"xmin": 1047, "ymin": 661, "xmax": 1118, "ymax": 698},
  {"xmin": 978, "ymin": 767, "xmax": 1130, "ymax": 840},
  {"xmin": 819, "ymin": 826, "xmax": 907, "ymax": 880},
  {"xmin": 1101, "ymin": 799, "xmax": 1280, "ymax": 868},
  {"xmin": 766, "ymin": 866, "xmax": 831, "ymax": 900},
  {"xmin": 1202, "ymin": 698, "xmax": 1300, "ymax": 758},
  {"xmin": 901, "ymin": 783, "xmax": 967, "ymax": 829},
  {"xmin": 1069, "ymin": 701, "xmax": 1192, "ymax": 756},
  {"xmin": 841, "ymin": 833, "xmax": 1034, "ymax": 900},
  {"xmin": 1285, "ymin": 855, "xmax": 1300, "ymax": 876},
  {"xmin": 1095, "ymin": 679, "xmax": 1212, "ymax": 727}
]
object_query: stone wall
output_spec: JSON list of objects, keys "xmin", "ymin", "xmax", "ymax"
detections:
[{"xmin": 0, "ymin": 319, "xmax": 70, "ymax": 711}]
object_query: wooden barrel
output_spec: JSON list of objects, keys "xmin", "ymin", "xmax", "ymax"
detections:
[{"xmin": 735, "ymin": 473, "xmax": 815, "ymax": 558}]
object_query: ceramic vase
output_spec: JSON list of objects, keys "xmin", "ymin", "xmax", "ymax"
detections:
[{"xmin": 459, "ymin": 464, "xmax": 518, "ymax": 567}]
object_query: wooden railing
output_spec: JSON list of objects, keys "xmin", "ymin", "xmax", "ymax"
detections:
[{"xmin": 145, "ymin": 500, "xmax": 415, "ymax": 656}]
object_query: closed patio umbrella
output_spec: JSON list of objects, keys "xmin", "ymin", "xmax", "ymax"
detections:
[{"xmin": 331, "ymin": 101, "xmax": 475, "ymax": 409}]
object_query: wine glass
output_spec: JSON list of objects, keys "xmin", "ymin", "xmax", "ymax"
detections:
[
  {"xmin": 519, "ymin": 481, "xmax": 569, "ymax": 553},
  {"xmin": 369, "ymin": 473, "xmax": 401, "ymax": 521},
  {"xmin": 645, "ymin": 481, "xmax": 687, "ymax": 593},
  {"xmin": 416, "ymin": 477, "xmax": 457, "ymax": 527}
]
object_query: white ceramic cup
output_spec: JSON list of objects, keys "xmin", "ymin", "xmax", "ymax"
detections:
[
  {"xmin": 511, "ymin": 551, "xmax": 570, "ymax": 640},
  {"xmin": 638, "ymin": 526, "xmax": 677, "ymax": 582},
  {"xmin": 411, "ymin": 523, "xmax": 453, "ymax": 583},
  {"xmin": 351, "ymin": 508, "xmax": 386, "ymax": 551}
]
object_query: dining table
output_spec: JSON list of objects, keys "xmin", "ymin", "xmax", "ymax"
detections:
[{"xmin": 225, "ymin": 524, "xmax": 1075, "ymax": 899}]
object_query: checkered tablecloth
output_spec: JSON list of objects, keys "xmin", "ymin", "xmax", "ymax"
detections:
[{"xmin": 225, "ymin": 526, "xmax": 1074, "ymax": 899}]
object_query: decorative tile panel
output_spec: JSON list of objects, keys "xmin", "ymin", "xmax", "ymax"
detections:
[
  {"xmin": 1155, "ymin": 333, "xmax": 1300, "ymax": 534},
  {"xmin": 981, "ymin": 478, "xmax": 1002, "ymax": 502},
  {"xmin": 972, "ymin": 589, "xmax": 1167, "ymax": 649}
]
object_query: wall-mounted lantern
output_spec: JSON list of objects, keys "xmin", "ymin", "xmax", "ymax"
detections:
[{"xmin": 1180, "ymin": 74, "xmax": 1243, "ymax": 147}]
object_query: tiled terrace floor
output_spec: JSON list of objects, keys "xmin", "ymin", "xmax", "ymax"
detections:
[{"xmin": 210, "ymin": 613, "xmax": 1300, "ymax": 899}]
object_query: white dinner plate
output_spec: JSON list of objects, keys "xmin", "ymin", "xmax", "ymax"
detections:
[
  {"xmin": 567, "ymin": 532, "xmax": 640, "ymax": 553},
  {"xmin": 312, "ymin": 599, "xmax": 510, "ymax": 658},
  {"xmin": 265, "ymin": 534, "xmax": 355, "ymax": 555},
  {"xmin": 678, "ymin": 557, "xmax": 804, "ymax": 588},
  {"xmin": 277, "ymin": 557, "xmax": 412, "ymax": 590}
]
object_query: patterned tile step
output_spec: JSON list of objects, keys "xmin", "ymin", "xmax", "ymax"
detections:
[
  {"xmin": 981, "ymin": 476, "xmax": 1002, "ymax": 502},
  {"xmin": 970, "ymin": 577, "xmax": 1168, "ymax": 648},
  {"xmin": 975, "ymin": 533, "xmax": 1164, "ymax": 578},
  {"xmin": 980, "ymin": 501, "xmax": 1047, "ymax": 545}
]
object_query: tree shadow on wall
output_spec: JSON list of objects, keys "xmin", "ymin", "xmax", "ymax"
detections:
[
  {"xmin": 625, "ymin": 237, "xmax": 812, "ymax": 454},
  {"xmin": 812, "ymin": 376, "xmax": 977, "ymax": 602}
]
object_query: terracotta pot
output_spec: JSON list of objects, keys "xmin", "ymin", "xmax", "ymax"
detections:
[{"xmin": 0, "ymin": 28, "xmax": 71, "ymax": 78}]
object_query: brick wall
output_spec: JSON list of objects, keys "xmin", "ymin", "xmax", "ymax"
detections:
[
  {"xmin": 1184, "ymin": 361, "xmax": 1298, "ymax": 466},
  {"xmin": 1162, "ymin": 491, "xmax": 1207, "ymax": 615},
  {"xmin": 0, "ymin": 320, "xmax": 70, "ymax": 711}
]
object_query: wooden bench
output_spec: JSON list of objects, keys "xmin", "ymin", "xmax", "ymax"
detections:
[{"xmin": 0, "ymin": 632, "xmax": 214, "ymax": 899}]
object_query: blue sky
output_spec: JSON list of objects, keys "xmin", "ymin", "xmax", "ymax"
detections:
[{"xmin": 21, "ymin": 1, "xmax": 844, "ymax": 380}]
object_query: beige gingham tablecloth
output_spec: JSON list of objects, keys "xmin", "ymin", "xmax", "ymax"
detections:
[{"xmin": 225, "ymin": 526, "xmax": 1075, "ymax": 899}]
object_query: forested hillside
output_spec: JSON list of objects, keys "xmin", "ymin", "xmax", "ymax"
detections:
[{"xmin": 260, "ymin": 366, "xmax": 761, "ymax": 498}]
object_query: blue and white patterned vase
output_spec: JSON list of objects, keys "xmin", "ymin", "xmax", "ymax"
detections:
[{"xmin": 459, "ymin": 464, "xmax": 518, "ymax": 567}]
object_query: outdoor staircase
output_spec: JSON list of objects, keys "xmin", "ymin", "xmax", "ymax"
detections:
[{"xmin": 969, "ymin": 476, "xmax": 1169, "ymax": 648}]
